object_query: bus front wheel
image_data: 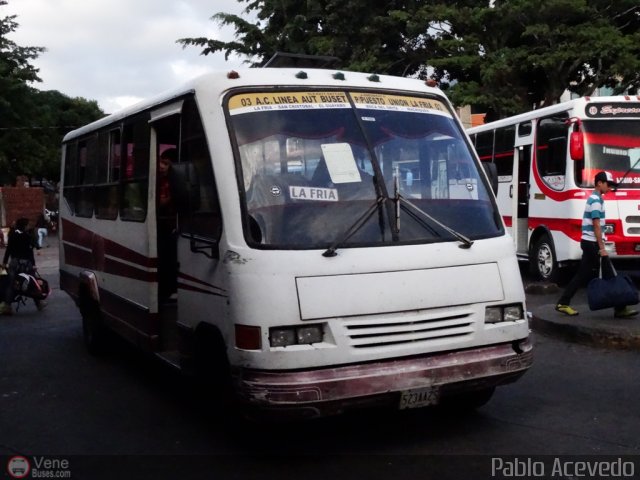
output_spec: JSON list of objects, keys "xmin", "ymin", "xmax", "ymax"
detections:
[
  {"xmin": 531, "ymin": 235, "xmax": 558, "ymax": 282},
  {"xmin": 443, "ymin": 387, "xmax": 495, "ymax": 410}
]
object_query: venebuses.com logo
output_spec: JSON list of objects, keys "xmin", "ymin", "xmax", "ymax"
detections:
[
  {"xmin": 6, "ymin": 455, "xmax": 71, "ymax": 478},
  {"xmin": 6, "ymin": 456, "xmax": 30, "ymax": 479}
]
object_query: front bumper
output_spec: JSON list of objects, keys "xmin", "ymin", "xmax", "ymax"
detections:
[{"xmin": 234, "ymin": 338, "xmax": 533, "ymax": 418}]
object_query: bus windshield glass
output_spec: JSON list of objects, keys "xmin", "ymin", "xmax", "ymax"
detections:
[
  {"xmin": 227, "ymin": 90, "xmax": 502, "ymax": 248},
  {"xmin": 580, "ymin": 120, "xmax": 640, "ymax": 188}
]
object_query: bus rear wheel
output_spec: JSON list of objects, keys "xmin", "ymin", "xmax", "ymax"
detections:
[{"xmin": 531, "ymin": 235, "xmax": 558, "ymax": 283}]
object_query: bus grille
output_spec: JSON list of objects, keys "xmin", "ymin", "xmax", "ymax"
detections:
[{"xmin": 342, "ymin": 310, "xmax": 474, "ymax": 349}]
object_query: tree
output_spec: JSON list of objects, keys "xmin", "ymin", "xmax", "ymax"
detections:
[
  {"xmin": 0, "ymin": 1, "xmax": 104, "ymax": 185},
  {"xmin": 418, "ymin": 0, "xmax": 640, "ymax": 119},
  {"xmin": 0, "ymin": 0, "xmax": 45, "ymax": 184},
  {"xmin": 27, "ymin": 91, "xmax": 104, "ymax": 182},
  {"xmin": 178, "ymin": 0, "xmax": 640, "ymax": 119},
  {"xmin": 177, "ymin": 0, "xmax": 431, "ymax": 76}
]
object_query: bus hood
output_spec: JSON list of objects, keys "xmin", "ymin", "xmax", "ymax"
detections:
[{"xmin": 296, "ymin": 262, "xmax": 504, "ymax": 320}]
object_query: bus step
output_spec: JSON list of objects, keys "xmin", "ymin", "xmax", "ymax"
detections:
[{"xmin": 155, "ymin": 350, "xmax": 182, "ymax": 370}]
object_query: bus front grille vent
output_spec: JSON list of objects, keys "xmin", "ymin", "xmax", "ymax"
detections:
[{"xmin": 343, "ymin": 312, "xmax": 474, "ymax": 349}]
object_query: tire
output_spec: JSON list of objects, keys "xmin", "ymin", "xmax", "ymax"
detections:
[
  {"xmin": 531, "ymin": 234, "xmax": 558, "ymax": 282},
  {"xmin": 443, "ymin": 387, "xmax": 496, "ymax": 410},
  {"xmin": 80, "ymin": 295, "xmax": 108, "ymax": 355},
  {"xmin": 194, "ymin": 329, "xmax": 235, "ymax": 412}
]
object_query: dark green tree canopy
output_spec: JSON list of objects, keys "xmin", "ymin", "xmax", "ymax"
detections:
[
  {"xmin": 178, "ymin": 0, "xmax": 640, "ymax": 119},
  {"xmin": 0, "ymin": 0, "xmax": 104, "ymax": 185}
]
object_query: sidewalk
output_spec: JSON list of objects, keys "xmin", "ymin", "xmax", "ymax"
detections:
[
  {"xmin": 33, "ymin": 233, "xmax": 60, "ymax": 275},
  {"xmin": 525, "ymin": 281, "xmax": 640, "ymax": 350}
]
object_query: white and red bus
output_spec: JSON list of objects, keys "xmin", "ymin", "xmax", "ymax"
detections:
[
  {"xmin": 60, "ymin": 68, "xmax": 532, "ymax": 419},
  {"xmin": 468, "ymin": 96, "xmax": 640, "ymax": 282}
]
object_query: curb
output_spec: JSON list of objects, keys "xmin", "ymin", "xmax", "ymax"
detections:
[{"xmin": 530, "ymin": 311, "xmax": 640, "ymax": 350}]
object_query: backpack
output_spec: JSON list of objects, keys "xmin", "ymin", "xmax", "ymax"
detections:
[{"xmin": 15, "ymin": 272, "xmax": 50, "ymax": 301}]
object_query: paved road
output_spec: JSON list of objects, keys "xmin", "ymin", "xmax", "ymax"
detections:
[{"xmin": 1, "ymin": 243, "xmax": 638, "ymax": 478}]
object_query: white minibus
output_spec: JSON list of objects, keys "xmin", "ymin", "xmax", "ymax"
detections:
[{"xmin": 60, "ymin": 68, "xmax": 532, "ymax": 418}]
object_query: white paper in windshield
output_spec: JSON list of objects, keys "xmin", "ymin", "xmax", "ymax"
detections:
[{"xmin": 321, "ymin": 143, "xmax": 362, "ymax": 184}]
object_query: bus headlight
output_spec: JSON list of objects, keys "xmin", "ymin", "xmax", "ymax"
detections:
[
  {"xmin": 269, "ymin": 328, "xmax": 296, "ymax": 348},
  {"xmin": 485, "ymin": 303, "xmax": 524, "ymax": 323},
  {"xmin": 269, "ymin": 324, "xmax": 324, "ymax": 347},
  {"xmin": 603, "ymin": 223, "xmax": 615, "ymax": 234}
]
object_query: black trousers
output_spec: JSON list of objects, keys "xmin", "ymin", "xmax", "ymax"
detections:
[{"xmin": 558, "ymin": 240, "xmax": 612, "ymax": 305}]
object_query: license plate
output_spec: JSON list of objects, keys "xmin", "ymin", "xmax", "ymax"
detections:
[{"xmin": 399, "ymin": 386, "xmax": 440, "ymax": 410}]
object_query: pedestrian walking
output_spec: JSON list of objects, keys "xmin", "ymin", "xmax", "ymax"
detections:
[
  {"xmin": 35, "ymin": 213, "xmax": 49, "ymax": 249},
  {"xmin": 556, "ymin": 171, "xmax": 638, "ymax": 318}
]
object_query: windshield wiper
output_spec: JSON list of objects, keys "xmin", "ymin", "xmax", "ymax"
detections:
[
  {"xmin": 395, "ymin": 194, "xmax": 474, "ymax": 249},
  {"xmin": 322, "ymin": 196, "xmax": 386, "ymax": 257}
]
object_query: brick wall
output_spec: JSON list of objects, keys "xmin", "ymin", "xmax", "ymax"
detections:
[{"xmin": 0, "ymin": 187, "xmax": 45, "ymax": 228}]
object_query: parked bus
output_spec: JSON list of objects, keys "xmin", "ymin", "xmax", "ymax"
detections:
[
  {"xmin": 468, "ymin": 96, "xmax": 640, "ymax": 282},
  {"xmin": 60, "ymin": 68, "xmax": 532, "ymax": 419}
]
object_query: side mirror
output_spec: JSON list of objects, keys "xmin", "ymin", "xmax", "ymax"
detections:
[
  {"xmin": 482, "ymin": 162, "xmax": 499, "ymax": 196},
  {"xmin": 570, "ymin": 131, "xmax": 584, "ymax": 161}
]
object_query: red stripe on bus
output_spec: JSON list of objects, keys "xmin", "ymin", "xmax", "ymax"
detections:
[{"xmin": 62, "ymin": 218, "xmax": 157, "ymax": 269}]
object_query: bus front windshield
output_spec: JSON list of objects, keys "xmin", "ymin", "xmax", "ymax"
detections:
[
  {"xmin": 580, "ymin": 120, "xmax": 640, "ymax": 188},
  {"xmin": 227, "ymin": 90, "xmax": 502, "ymax": 249}
]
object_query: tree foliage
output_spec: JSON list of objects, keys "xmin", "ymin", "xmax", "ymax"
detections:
[
  {"xmin": 177, "ymin": 0, "xmax": 431, "ymax": 76},
  {"xmin": 0, "ymin": 1, "xmax": 104, "ymax": 185},
  {"xmin": 178, "ymin": 0, "xmax": 640, "ymax": 119},
  {"xmin": 421, "ymin": 0, "xmax": 640, "ymax": 119}
]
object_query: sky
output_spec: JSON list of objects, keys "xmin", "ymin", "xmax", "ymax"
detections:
[{"xmin": 4, "ymin": 0, "xmax": 253, "ymax": 113}]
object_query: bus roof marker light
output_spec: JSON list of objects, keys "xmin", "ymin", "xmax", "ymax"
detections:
[
  {"xmin": 295, "ymin": 71, "xmax": 308, "ymax": 79},
  {"xmin": 227, "ymin": 70, "xmax": 240, "ymax": 79},
  {"xmin": 425, "ymin": 79, "xmax": 438, "ymax": 88},
  {"xmin": 332, "ymin": 72, "xmax": 345, "ymax": 80},
  {"xmin": 367, "ymin": 74, "xmax": 380, "ymax": 82}
]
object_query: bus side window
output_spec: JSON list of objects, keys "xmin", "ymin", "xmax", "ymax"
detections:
[
  {"xmin": 120, "ymin": 115, "xmax": 150, "ymax": 222},
  {"xmin": 63, "ymin": 142, "xmax": 78, "ymax": 213},
  {"xmin": 475, "ymin": 130, "xmax": 494, "ymax": 163},
  {"xmin": 494, "ymin": 126, "xmax": 515, "ymax": 182},
  {"xmin": 536, "ymin": 115, "xmax": 568, "ymax": 191},
  {"xmin": 75, "ymin": 135, "xmax": 98, "ymax": 218},
  {"xmin": 95, "ymin": 129, "xmax": 120, "ymax": 220}
]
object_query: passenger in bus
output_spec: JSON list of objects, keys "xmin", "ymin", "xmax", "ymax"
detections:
[
  {"xmin": 1, "ymin": 218, "xmax": 46, "ymax": 314},
  {"xmin": 556, "ymin": 171, "xmax": 638, "ymax": 318},
  {"xmin": 157, "ymin": 148, "xmax": 178, "ymax": 302}
]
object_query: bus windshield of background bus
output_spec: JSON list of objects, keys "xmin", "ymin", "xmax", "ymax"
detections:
[
  {"xmin": 227, "ymin": 91, "xmax": 501, "ymax": 248},
  {"xmin": 579, "ymin": 120, "xmax": 640, "ymax": 188}
]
